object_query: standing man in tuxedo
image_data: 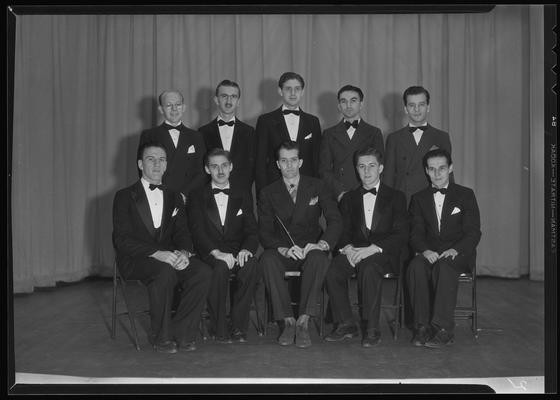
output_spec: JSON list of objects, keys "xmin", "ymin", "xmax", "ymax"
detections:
[
  {"xmin": 324, "ymin": 147, "xmax": 408, "ymax": 347},
  {"xmin": 112, "ymin": 141, "xmax": 212, "ymax": 353},
  {"xmin": 383, "ymin": 86, "xmax": 453, "ymax": 204},
  {"xmin": 255, "ymin": 72, "xmax": 322, "ymax": 194},
  {"xmin": 138, "ymin": 90, "xmax": 207, "ymax": 202},
  {"xmin": 198, "ymin": 80, "xmax": 256, "ymax": 192},
  {"xmin": 188, "ymin": 148, "xmax": 260, "ymax": 343},
  {"xmin": 319, "ymin": 85, "xmax": 384, "ymax": 202},
  {"xmin": 407, "ymin": 149, "xmax": 481, "ymax": 348},
  {"xmin": 258, "ymin": 141, "xmax": 342, "ymax": 348}
]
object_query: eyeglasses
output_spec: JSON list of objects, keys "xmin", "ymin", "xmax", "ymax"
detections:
[{"xmin": 164, "ymin": 103, "xmax": 184, "ymax": 110}]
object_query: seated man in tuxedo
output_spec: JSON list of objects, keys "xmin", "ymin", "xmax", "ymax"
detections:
[
  {"xmin": 255, "ymin": 72, "xmax": 322, "ymax": 194},
  {"xmin": 188, "ymin": 148, "xmax": 260, "ymax": 343},
  {"xmin": 319, "ymin": 85, "xmax": 384, "ymax": 202},
  {"xmin": 324, "ymin": 147, "xmax": 408, "ymax": 347},
  {"xmin": 408, "ymin": 149, "xmax": 481, "ymax": 348},
  {"xmin": 258, "ymin": 141, "xmax": 342, "ymax": 348},
  {"xmin": 383, "ymin": 86, "xmax": 453, "ymax": 204},
  {"xmin": 198, "ymin": 80, "xmax": 256, "ymax": 192},
  {"xmin": 112, "ymin": 141, "xmax": 212, "ymax": 353},
  {"xmin": 138, "ymin": 90, "xmax": 207, "ymax": 202}
]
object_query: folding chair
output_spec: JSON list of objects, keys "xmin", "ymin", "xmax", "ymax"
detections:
[
  {"xmin": 454, "ymin": 254, "xmax": 478, "ymax": 338},
  {"xmin": 111, "ymin": 261, "xmax": 148, "ymax": 350}
]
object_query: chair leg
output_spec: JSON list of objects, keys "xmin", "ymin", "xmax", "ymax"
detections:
[
  {"xmin": 119, "ymin": 279, "xmax": 141, "ymax": 351},
  {"xmin": 319, "ymin": 286, "xmax": 325, "ymax": 337},
  {"xmin": 393, "ymin": 276, "xmax": 402, "ymax": 341},
  {"xmin": 111, "ymin": 265, "xmax": 117, "ymax": 340}
]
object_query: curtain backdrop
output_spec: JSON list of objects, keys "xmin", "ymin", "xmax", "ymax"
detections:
[{"xmin": 11, "ymin": 6, "xmax": 545, "ymax": 293}]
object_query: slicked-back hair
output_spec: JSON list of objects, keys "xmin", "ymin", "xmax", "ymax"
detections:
[
  {"xmin": 137, "ymin": 140, "xmax": 167, "ymax": 161},
  {"xmin": 158, "ymin": 90, "xmax": 184, "ymax": 107},
  {"xmin": 276, "ymin": 140, "xmax": 300, "ymax": 160},
  {"xmin": 338, "ymin": 85, "xmax": 364, "ymax": 102},
  {"xmin": 278, "ymin": 72, "xmax": 305, "ymax": 89},
  {"xmin": 402, "ymin": 86, "xmax": 430, "ymax": 106},
  {"xmin": 354, "ymin": 147, "xmax": 384, "ymax": 167},
  {"xmin": 205, "ymin": 147, "xmax": 232, "ymax": 166},
  {"xmin": 215, "ymin": 79, "xmax": 241, "ymax": 98},
  {"xmin": 423, "ymin": 148, "xmax": 452, "ymax": 169}
]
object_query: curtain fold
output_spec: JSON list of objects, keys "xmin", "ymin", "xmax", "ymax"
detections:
[{"xmin": 11, "ymin": 6, "xmax": 545, "ymax": 293}]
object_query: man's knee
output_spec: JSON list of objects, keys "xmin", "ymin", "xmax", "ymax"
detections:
[
  {"xmin": 154, "ymin": 264, "xmax": 178, "ymax": 287},
  {"xmin": 259, "ymin": 249, "xmax": 282, "ymax": 271}
]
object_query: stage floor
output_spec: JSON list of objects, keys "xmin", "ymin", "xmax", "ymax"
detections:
[{"xmin": 11, "ymin": 276, "xmax": 545, "ymax": 393}]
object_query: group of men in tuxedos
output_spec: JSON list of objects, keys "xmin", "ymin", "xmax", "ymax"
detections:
[{"xmin": 112, "ymin": 71, "xmax": 481, "ymax": 354}]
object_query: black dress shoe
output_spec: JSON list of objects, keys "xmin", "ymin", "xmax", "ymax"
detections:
[
  {"xmin": 214, "ymin": 335, "xmax": 233, "ymax": 344},
  {"xmin": 177, "ymin": 339, "xmax": 197, "ymax": 352},
  {"xmin": 424, "ymin": 328, "xmax": 454, "ymax": 348},
  {"xmin": 295, "ymin": 324, "xmax": 312, "ymax": 348},
  {"xmin": 411, "ymin": 325, "xmax": 430, "ymax": 347},
  {"xmin": 324, "ymin": 322, "xmax": 359, "ymax": 342},
  {"xmin": 152, "ymin": 340, "xmax": 178, "ymax": 354},
  {"xmin": 361, "ymin": 330, "xmax": 381, "ymax": 348},
  {"xmin": 278, "ymin": 322, "xmax": 295, "ymax": 346},
  {"xmin": 231, "ymin": 329, "xmax": 248, "ymax": 343}
]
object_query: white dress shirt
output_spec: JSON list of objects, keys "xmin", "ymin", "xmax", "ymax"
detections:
[
  {"xmin": 409, "ymin": 123, "xmax": 428, "ymax": 145},
  {"xmin": 141, "ymin": 177, "xmax": 163, "ymax": 229},
  {"xmin": 362, "ymin": 181, "xmax": 380, "ymax": 231},
  {"xmin": 432, "ymin": 184, "xmax": 449, "ymax": 232},
  {"xmin": 217, "ymin": 116, "xmax": 235, "ymax": 151},
  {"xmin": 344, "ymin": 118, "xmax": 360, "ymax": 140},
  {"xmin": 212, "ymin": 182, "xmax": 230, "ymax": 226},
  {"xmin": 165, "ymin": 119, "xmax": 182, "ymax": 148},
  {"xmin": 282, "ymin": 105, "xmax": 300, "ymax": 142}
]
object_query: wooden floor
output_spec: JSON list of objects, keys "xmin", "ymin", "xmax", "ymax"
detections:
[{"xmin": 11, "ymin": 276, "xmax": 545, "ymax": 393}]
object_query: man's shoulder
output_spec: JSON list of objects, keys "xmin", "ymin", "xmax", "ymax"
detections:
[
  {"xmin": 141, "ymin": 124, "xmax": 165, "ymax": 136},
  {"xmin": 197, "ymin": 119, "xmax": 217, "ymax": 133},
  {"xmin": 379, "ymin": 182, "xmax": 405, "ymax": 198},
  {"xmin": 449, "ymin": 182, "xmax": 475, "ymax": 197},
  {"xmin": 323, "ymin": 121, "xmax": 343, "ymax": 135},
  {"xmin": 257, "ymin": 108, "xmax": 281, "ymax": 121},
  {"xmin": 234, "ymin": 119, "xmax": 255, "ymax": 134},
  {"xmin": 359, "ymin": 120, "xmax": 382, "ymax": 133},
  {"xmin": 426, "ymin": 124, "xmax": 449, "ymax": 136},
  {"xmin": 115, "ymin": 181, "xmax": 141, "ymax": 199},
  {"xmin": 386, "ymin": 126, "xmax": 409, "ymax": 138}
]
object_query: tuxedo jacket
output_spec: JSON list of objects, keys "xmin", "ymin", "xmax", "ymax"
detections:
[
  {"xmin": 409, "ymin": 183, "xmax": 481, "ymax": 256},
  {"xmin": 258, "ymin": 175, "xmax": 342, "ymax": 251},
  {"xmin": 188, "ymin": 183, "xmax": 259, "ymax": 257},
  {"xmin": 112, "ymin": 180, "xmax": 193, "ymax": 278},
  {"xmin": 138, "ymin": 123, "xmax": 207, "ymax": 199},
  {"xmin": 255, "ymin": 107, "xmax": 322, "ymax": 194},
  {"xmin": 198, "ymin": 118, "xmax": 256, "ymax": 192},
  {"xmin": 383, "ymin": 124, "xmax": 452, "ymax": 202},
  {"xmin": 319, "ymin": 119, "xmax": 384, "ymax": 198},
  {"xmin": 338, "ymin": 183, "xmax": 408, "ymax": 272}
]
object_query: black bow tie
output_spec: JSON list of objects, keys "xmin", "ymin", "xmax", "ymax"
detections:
[
  {"xmin": 344, "ymin": 120, "xmax": 359, "ymax": 130},
  {"xmin": 212, "ymin": 188, "xmax": 230, "ymax": 195},
  {"xmin": 149, "ymin": 183, "xmax": 165, "ymax": 191},
  {"xmin": 218, "ymin": 119, "xmax": 235, "ymax": 127},
  {"xmin": 409, "ymin": 125, "xmax": 428, "ymax": 133},
  {"xmin": 431, "ymin": 187, "xmax": 448, "ymax": 195},
  {"xmin": 361, "ymin": 187, "xmax": 377, "ymax": 196},
  {"xmin": 163, "ymin": 123, "xmax": 182, "ymax": 131},
  {"xmin": 283, "ymin": 109, "xmax": 301, "ymax": 116}
]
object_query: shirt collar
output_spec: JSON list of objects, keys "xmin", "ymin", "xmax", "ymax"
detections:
[
  {"xmin": 408, "ymin": 122, "xmax": 428, "ymax": 128},
  {"xmin": 362, "ymin": 180, "xmax": 380, "ymax": 193},
  {"xmin": 165, "ymin": 120, "xmax": 183, "ymax": 128},
  {"xmin": 282, "ymin": 176, "xmax": 300, "ymax": 190},
  {"xmin": 211, "ymin": 182, "xmax": 230, "ymax": 190},
  {"xmin": 141, "ymin": 177, "xmax": 162, "ymax": 190},
  {"xmin": 282, "ymin": 105, "xmax": 301, "ymax": 112},
  {"xmin": 217, "ymin": 116, "xmax": 236, "ymax": 123}
]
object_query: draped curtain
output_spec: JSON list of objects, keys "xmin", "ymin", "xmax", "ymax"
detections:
[{"xmin": 11, "ymin": 5, "xmax": 545, "ymax": 293}]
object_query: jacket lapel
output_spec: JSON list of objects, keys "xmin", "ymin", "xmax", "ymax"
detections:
[
  {"xmin": 370, "ymin": 184, "xmax": 388, "ymax": 233},
  {"xmin": 352, "ymin": 189, "xmax": 369, "ymax": 240},
  {"xmin": 274, "ymin": 108, "xmax": 292, "ymax": 142},
  {"xmin": 271, "ymin": 179, "xmax": 295, "ymax": 225},
  {"xmin": 132, "ymin": 181, "xmax": 157, "ymax": 238},
  {"xmin": 439, "ymin": 183, "xmax": 456, "ymax": 234},
  {"xmin": 158, "ymin": 189, "xmax": 175, "ymax": 241},
  {"xmin": 223, "ymin": 194, "xmax": 242, "ymax": 235},
  {"xmin": 230, "ymin": 122, "xmax": 241, "ymax": 153},
  {"xmin": 205, "ymin": 186, "xmax": 224, "ymax": 234}
]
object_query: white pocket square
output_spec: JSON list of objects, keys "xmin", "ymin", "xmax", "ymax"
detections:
[
  {"xmin": 172, "ymin": 207, "xmax": 179, "ymax": 217},
  {"xmin": 429, "ymin": 145, "xmax": 440, "ymax": 150},
  {"xmin": 236, "ymin": 209, "xmax": 243, "ymax": 216},
  {"xmin": 304, "ymin": 133, "xmax": 312, "ymax": 140},
  {"xmin": 451, "ymin": 207, "xmax": 461, "ymax": 215},
  {"xmin": 187, "ymin": 145, "xmax": 196, "ymax": 154},
  {"xmin": 308, "ymin": 196, "xmax": 318, "ymax": 206}
]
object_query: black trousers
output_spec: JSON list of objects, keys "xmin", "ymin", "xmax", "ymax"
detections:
[
  {"xmin": 326, "ymin": 253, "xmax": 391, "ymax": 331},
  {"xmin": 260, "ymin": 249, "xmax": 329, "ymax": 321},
  {"xmin": 124, "ymin": 257, "xmax": 212, "ymax": 343},
  {"xmin": 407, "ymin": 254, "xmax": 470, "ymax": 332},
  {"xmin": 204, "ymin": 255, "xmax": 260, "ymax": 337}
]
